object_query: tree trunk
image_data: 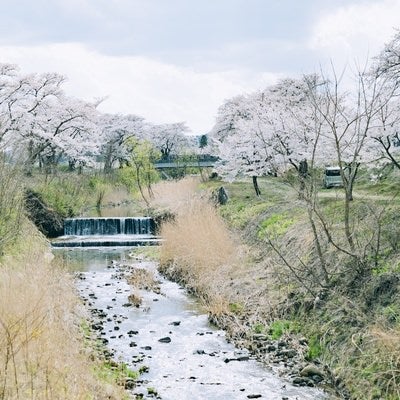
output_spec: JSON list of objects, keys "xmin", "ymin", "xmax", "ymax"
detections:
[
  {"xmin": 24, "ymin": 140, "xmax": 36, "ymax": 176},
  {"xmin": 103, "ymin": 144, "xmax": 114, "ymax": 173},
  {"xmin": 344, "ymin": 191, "xmax": 355, "ymax": 252},
  {"xmin": 135, "ymin": 164, "xmax": 149, "ymax": 207},
  {"xmin": 298, "ymin": 159, "xmax": 308, "ymax": 199},
  {"xmin": 252, "ymin": 176, "xmax": 261, "ymax": 196}
]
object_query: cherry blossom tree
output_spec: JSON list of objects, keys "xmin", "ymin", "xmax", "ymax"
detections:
[
  {"xmin": 148, "ymin": 122, "xmax": 190, "ymax": 160},
  {"xmin": 369, "ymin": 96, "xmax": 400, "ymax": 170},
  {"xmin": 40, "ymin": 96, "xmax": 101, "ymax": 173},
  {"xmin": 0, "ymin": 66, "xmax": 100, "ymax": 172},
  {"xmin": 98, "ymin": 113, "xmax": 147, "ymax": 172},
  {"xmin": 16, "ymin": 75, "xmax": 103, "ymax": 174},
  {"xmin": 369, "ymin": 31, "xmax": 400, "ymax": 170},
  {"xmin": 373, "ymin": 29, "xmax": 400, "ymax": 88},
  {"xmin": 210, "ymin": 95, "xmax": 250, "ymax": 142},
  {"xmin": 0, "ymin": 69, "xmax": 67, "ymax": 171},
  {"xmin": 0, "ymin": 62, "xmax": 196, "ymax": 178},
  {"xmin": 0, "ymin": 64, "xmax": 35, "ymax": 152},
  {"xmin": 211, "ymin": 93, "xmax": 267, "ymax": 195},
  {"xmin": 211, "ymin": 76, "xmax": 330, "ymax": 196}
]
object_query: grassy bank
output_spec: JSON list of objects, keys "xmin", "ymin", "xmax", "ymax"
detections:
[
  {"xmin": 155, "ymin": 176, "xmax": 400, "ymax": 400},
  {"xmin": 0, "ymin": 219, "xmax": 131, "ymax": 400},
  {"xmin": 24, "ymin": 171, "xmax": 143, "ymax": 219},
  {"xmin": 0, "ymin": 159, "xmax": 137, "ymax": 399}
]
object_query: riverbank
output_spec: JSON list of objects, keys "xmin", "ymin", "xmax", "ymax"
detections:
[
  {"xmin": 68, "ymin": 245, "xmax": 326, "ymax": 400},
  {"xmin": 0, "ymin": 219, "xmax": 131, "ymax": 400},
  {"xmin": 153, "ymin": 176, "xmax": 400, "ymax": 400}
]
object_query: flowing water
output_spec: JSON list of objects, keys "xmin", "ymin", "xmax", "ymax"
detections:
[
  {"xmin": 55, "ymin": 241, "xmax": 327, "ymax": 400},
  {"xmin": 52, "ymin": 217, "xmax": 161, "ymax": 248}
]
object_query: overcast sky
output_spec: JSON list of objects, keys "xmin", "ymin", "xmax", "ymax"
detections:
[{"xmin": 0, "ymin": 0, "xmax": 399, "ymax": 133}]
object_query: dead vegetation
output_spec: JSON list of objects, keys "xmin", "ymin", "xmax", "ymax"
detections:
[
  {"xmin": 126, "ymin": 267, "xmax": 161, "ymax": 294},
  {"xmin": 155, "ymin": 178, "xmax": 275, "ymax": 333},
  {"xmin": 151, "ymin": 176, "xmax": 199, "ymax": 214},
  {"xmin": 0, "ymin": 220, "xmax": 126, "ymax": 400}
]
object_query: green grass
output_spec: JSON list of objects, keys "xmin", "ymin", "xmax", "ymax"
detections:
[
  {"xmin": 228, "ymin": 302, "xmax": 244, "ymax": 315},
  {"xmin": 203, "ymin": 178, "xmax": 291, "ymax": 230},
  {"xmin": 221, "ymin": 201, "xmax": 272, "ymax": 229},
  {"xmin": 251, "ymin": 319, "xmax": 299, "ymax": 339},
  {"xmin": 306, "ymin": 334, "xmax": 323, "ymax": 360},
  {"xmin": 147, "ymin": 387, "xmax": 158, "ymax": 396},
  {"xmin": 129, "ymin": 246, "xmax": 161, "ymax": 261},
  {"xmin": 80, "ymin": 318, "xmax": 140, "ymax": 397},
  {"xmin": 381, "ymin": 304, "xmax": 400, "ymax": 325},
  {"xmin": 95, "ymin": 360, "xmax": 139, "ymax": 386},
  {"xmin": 257, "ymin": 212, "xmax": 296, "ymax": 239},
  {"xmin": 252, "ymin": 323, "xmax": 266, "ymax": 334},
  {"xmin": 268, "ymin": 320, "xmax": 299, "ymax": 340}
]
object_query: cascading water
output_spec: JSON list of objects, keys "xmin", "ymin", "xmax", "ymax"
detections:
[
  {"xmin": 52, "ymin": 217, "xmax": 160, "ymax": 247},
  {"xmin": 64, "ymin": 217, "xmax": 155, "ymax": 236}
]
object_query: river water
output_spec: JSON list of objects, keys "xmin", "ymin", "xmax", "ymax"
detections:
[{"xmin": 56, "ymin": 247, "xmax": 327, "ymax": 400}]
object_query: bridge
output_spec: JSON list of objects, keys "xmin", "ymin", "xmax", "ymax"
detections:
[{"xmin": 153, "ymin": 155, "xmax": 218, "ymax": 169}]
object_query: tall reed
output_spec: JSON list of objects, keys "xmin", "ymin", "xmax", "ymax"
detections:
[
  {"xmin": 155, "ymin": 178, "xmax": 240, "ymax": 319},
  {"xmin": 0, "ymin": 220, "xmax": 125, "ymax": 400}
]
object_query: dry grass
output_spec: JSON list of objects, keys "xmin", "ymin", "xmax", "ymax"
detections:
[
  {"xmin": 160, "ymin": 198, "xmax": 236, "ymax": 281},
  {"xmin": 155, "ymin": 178, "xmax": 280, "ymax": 325},
  {"xmin": 150, "ymin": 177, "xmax": 200, "ymax": 213},
  {"xmin": 155, "ymin": 178, "xmax": 245, "ymax": 318},
  {"xmin": 359, "ymin": 327, "xmax": 400, "ymax": 399},
  {"xmin": 127, "ymin": 267, "xmax": 160, "ymax": 294},
  {"xmin": 0, "ymin": 161, "xmax": 24, "ymax": 255},
  {"xmin": 102, "ymin": 186, "xmax": 132, "ymax": 206},
  {"xmin": 0, "ymin": 220, "xmax": 125, "ymax": 400}
]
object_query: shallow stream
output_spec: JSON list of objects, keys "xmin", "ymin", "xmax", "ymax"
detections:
[{"xmin": 57, "ymin": 247, "xmax": 326, "ymax": 400}]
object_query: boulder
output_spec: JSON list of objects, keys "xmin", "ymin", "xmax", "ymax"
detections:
[
  {"xmin": 300, "ymin": 364, "xmax": 325, "ymax": 378},
  {"xmin": 211, "ymin": 186, "xmax": 228, "ymax": 205}
]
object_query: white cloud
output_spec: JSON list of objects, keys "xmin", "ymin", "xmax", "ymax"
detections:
[
  {"xmin": 0, "ymin": 43, "xmax": 280, "ymax": 133},
  {"xmin": 309, "ymin": 0, "xmax": 400, "ymax": 69}
]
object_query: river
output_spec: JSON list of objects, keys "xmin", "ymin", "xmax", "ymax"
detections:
[{"xmin": 55, "ymin": 245, "xmax": 327, "ymax": 400}]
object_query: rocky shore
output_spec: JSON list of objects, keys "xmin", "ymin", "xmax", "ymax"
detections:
[
  {"xmin": 75, "ymin": 253, "xmax": 327, "ymax": 400},
  {"xmin": 158, "ymin": 264, "xmax": 341, "ymax": 399}
]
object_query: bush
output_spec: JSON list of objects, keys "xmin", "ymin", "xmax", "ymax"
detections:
[{"xmin": 35, "ymin": 176, "xmax": 89, "ymax": 217}]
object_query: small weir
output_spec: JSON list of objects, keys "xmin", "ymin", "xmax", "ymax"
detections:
[
  {"xmin": 54, "ymin": 218, "xmax": 326, "ymax": 399},
  {"xmin": 52, "ymin": 217, "xmax": 161, "ymax": 247},
  {"xmin": 64, "ymin": 217, "xmax": 155, "ymax": 236}
]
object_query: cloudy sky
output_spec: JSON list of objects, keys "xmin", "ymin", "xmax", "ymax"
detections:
[{"xmin": 0, "ymin": 0, "xmax": 399, "ymax": 133}]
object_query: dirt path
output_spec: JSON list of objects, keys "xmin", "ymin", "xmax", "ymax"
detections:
[{"xmin": 317, "ymin": 189, "xmax": 398, "ymax": 202}]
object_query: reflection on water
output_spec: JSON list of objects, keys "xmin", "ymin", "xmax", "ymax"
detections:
[{"xmin": 53, "ymin": 247, "xmax": 130, "ymax": 272}]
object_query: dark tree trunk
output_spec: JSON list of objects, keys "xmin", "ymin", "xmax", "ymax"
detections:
[
  {"xmin": 298, "ymin": 159, "xmax": 308, "ymax": 199},
  {"xmin": 252, "ymin": 176, "xmax": 261, "ymax": 196}
]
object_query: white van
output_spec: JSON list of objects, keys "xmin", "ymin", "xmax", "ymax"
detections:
[{"xmin": 323, "ymin": 166, "xmax": 343, "ymax": 188}]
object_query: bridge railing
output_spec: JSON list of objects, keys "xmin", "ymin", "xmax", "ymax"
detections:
[{"xmin": 152, "ymin": 154, "xmax": 219, "ymax": 164}]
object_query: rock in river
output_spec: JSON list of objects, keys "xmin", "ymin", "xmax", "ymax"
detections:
[{"xmin": 158, "ymin": 336, "xmax": 172, "ymax": 343}]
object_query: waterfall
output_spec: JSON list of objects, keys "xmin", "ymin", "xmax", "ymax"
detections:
[{"xmin": 64, "ymin": 217, "xmax": 155, "ymax": 236}]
